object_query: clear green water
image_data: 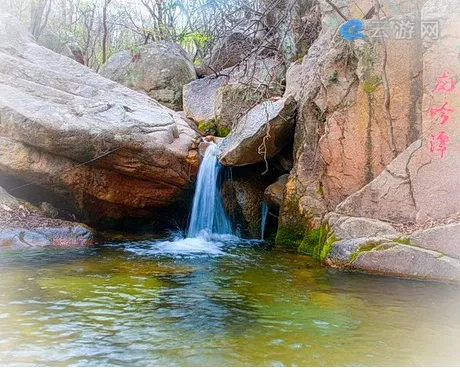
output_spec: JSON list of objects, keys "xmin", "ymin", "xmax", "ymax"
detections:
[{"xmin": 1, "ymin": 235, "xmax": 460, "ymax": 366}]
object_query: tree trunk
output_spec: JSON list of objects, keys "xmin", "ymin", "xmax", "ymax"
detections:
[
  {"xmin": 102, "ymin": 0, "xmax": 111, "ymax": 64},
  {"xmin": 29, "ymin": 0, "xmax": 48, "ymax": 39}
]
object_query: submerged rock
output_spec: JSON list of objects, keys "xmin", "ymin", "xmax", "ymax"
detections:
[
  {"xmin": 100, "ymin": 41, "xmax": 196, "ymax": 110},
  {"xmin": 218, "ymin": 96, "xmax": 296, "ymax": 166},
  {"xmin": 0, "ymin": 13, "xmax": 199, "ymax": 225},
  {"xmin": 0, "ymin": 186, "xmax": 93, "ymax": 247}
]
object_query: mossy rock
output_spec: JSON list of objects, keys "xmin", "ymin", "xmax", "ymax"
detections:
[
  {"xmin": 362, "ymin": 75, "xmax": 382, "ymax": 94},
  {"xmin": 298, "ymin": 229, "xmax": 321, "ymax": 256},
  {"xmin": 216, "ymin": 125, "xmax": 230, "ymax": 137},
  {"xmin": 275, "ymin": 224, "xmax": 305, "ymax": 248},
  {"xmin": 197, "ymin": 121, "xmax": 216, "ymax": 135}
]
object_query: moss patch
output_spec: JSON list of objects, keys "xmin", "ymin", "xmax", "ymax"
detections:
[
  {"xmin": 348, "ymin": 241, "xmax": 382, "ymax": 264},
  {"xmin": 298, "ymin": 229, "xmax": 321, "ymax": 256},
  {"xmin": 216, "ymin": 125, "xmax": 230, "ymax": 137},
  {"xmin": 363, "ymin": 75, "xmax": 382, "ymax": 94},
  {"xmin": 293, "ymin": 221, "xmax": 339, "ymax": 261},
  {"xmin": 328, "ymin": 70, "xmax": 339, "ymax": 84},
  {"xmin": 275, "ymin": 224, "xmax": 306, "ymax": 248},
  {"xmin": 392, "ymin": 236, "xmax": 411, "ymax": 245},
  {"xmin": 275, "ymin": 194, "xmax": 308, "ymax": 248},
  {"xmin": 197, "ymin": 121, "xmax": 216, "ymax": 135}
]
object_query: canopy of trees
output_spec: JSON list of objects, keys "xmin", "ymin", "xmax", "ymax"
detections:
[{"xmin": 0, "ymin": 0, "xmax": 319, "ymax": 71}]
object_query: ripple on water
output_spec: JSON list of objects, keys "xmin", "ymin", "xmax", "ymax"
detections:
[{"xmin": 0, "ymin": 236, "xmax": 460, "ymax": 366}]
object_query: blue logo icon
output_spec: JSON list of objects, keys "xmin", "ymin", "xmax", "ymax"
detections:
[{"xmin": 339, "ymin": 19, "xmax": 365, "ymax": 41}]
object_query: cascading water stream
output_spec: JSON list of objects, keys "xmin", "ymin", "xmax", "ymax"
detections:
[
  {"xmin": 260, "ymin": 202, "xmax": 269, "ymax": 240},
  {"xmin": 187, "ymin": 142, "xmax": 233, "ymax": 238}
]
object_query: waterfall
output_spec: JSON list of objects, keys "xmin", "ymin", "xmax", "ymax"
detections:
[
  {"xmin": 187, "ymin": 142, "xmax": 232, "ymax": 238},
  {"xmin": 260, "ymin": 202, "xmax": 269, "ymax": 240}
]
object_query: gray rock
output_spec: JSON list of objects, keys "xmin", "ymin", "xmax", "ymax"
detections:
[
  {"xmin": 0, "ymin": 185, "xmax": 93, "ymax": 248},
  {"xmin": 326, "ymin": 238, "xmax": 460, "ymax": 283},
  {"xmin": 0, "ymin": 228, "xmax": 50, "ymax": 247},
  {"xmin": 199, "ymin": 32, "xmax": 258, "ymax": 75},
  {"xmin": 100, "ymin": 41, "xmax": 196, "ymax": 110},
  {"xmin": 264, "ymin": 174, "xmax": 288, "ymax": 210},
  {"xmin": 183, "ymin": 75, "xmax": 228, "ymax": 124},
  {"xmin": 326, "ymin": 212, "xmax": 400, "ymax": 240},
  {"xmin": 37, "ymin": 30, "xmax": 84, "ymax": 64},
  {"xmin": 326, "ymin": 237, "xmax": 383, "ymax": 265},
  {"xmin": 411, "ymin": 224, "xmax": 460, "ymax": 261},
  {"xmin": 0, "ymin": 13, "xmax": 199, "ymax": 222},
  {"xmin": 215, "ymin": 84, "xmax": 261, "ymax": 131},
  {"xmin": 183, "ymin": 56, "xmax": 285, "ymax": 126},
  {"xmin": 219, "ymin": 96, "xmax": 296, "ymax": 166}
]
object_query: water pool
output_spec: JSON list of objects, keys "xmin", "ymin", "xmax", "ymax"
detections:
[{"xmin": 1, "ymin": 234, "xmax": 460, "ymax": 366}]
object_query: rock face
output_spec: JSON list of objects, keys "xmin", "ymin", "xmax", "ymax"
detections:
[
  {"xmin": 219, "ymin": 96, "xmax": 296, "ymax": 166},
  {"xmin": 0, "ymin": 186, "xmax": 93, "ymax": 247},
  {"xmin": 272, "ymin": 0, "xmax": 460, "ymax": 282},
  {"xmin": 100, "ymin": 41, "xmax": 196, "ymax": 110},
  {"xmin": 0, "ymin": 13, "xmax": 199, "ymax": 226},
  {"xmin": 410, "ymin": 225, "xmax": 460, "ymax": 261},
  {"xmin": 221, "ymin": 167, "xmax": 275, "ymax": 238},
  {"xmin": 335, "ymin": 0, "xmax": 460, "ymax": 224},
  {"xmin": 277, "ymin": 1, "xmax": 431, "ymax": 245},
  {"xmin": 326, "ymin": 212, "xmax": 400, "ymax": 241},
  {"xmin": 264, "ymin": 174, "xmax": 288, "ymax": 210},
  {"xmin": 183, "ymin": 56, "xmax": 285, "ymax": 131}
]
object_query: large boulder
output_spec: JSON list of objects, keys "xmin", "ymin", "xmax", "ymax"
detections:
[
  {"xmin": 0, "ymin": 13, "xmax": 199, "ymax": 226},
  {"xmin": 198, "ymin": 32, "xmax": 259, "ymax": 76},
  {"xmin": 100, "ymin": 41, "xmax": 197, "ymax": 110},
  {"xmin": 0, "ymin": 186, "xmax": 93, "ymax": 247},
  {"xmin": 183, "ymin": 56, "xmax": 285, "ymax": 132},
  {"xmin": 37, "ymin": 30, "xmax": 85, "ymax": 64},
  {"xmin": 325, "ymin": 237, "xmax": 460, "ymax": 283},
  {"xmin": 218, "ymin": 96, "xmax": 296, "ymax": 166}
]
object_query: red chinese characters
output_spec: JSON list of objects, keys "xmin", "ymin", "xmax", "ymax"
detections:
[
  {"xmin": 429, "ymin": 131, "xmax": 450, "ymax": 159},
  {"xmin": 432, "ymin": 70, "xmax": 456, "ymax": 92},
  {"xmin": 429, "ymin": 70, "xmax": 456, "ymax": 159},
  {"xmin": 429, "ymin": 102, "xmax": 454, "ymax": 125}
]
